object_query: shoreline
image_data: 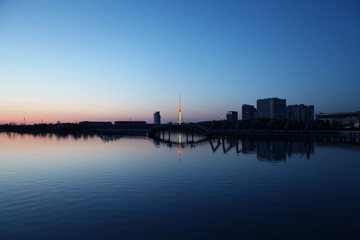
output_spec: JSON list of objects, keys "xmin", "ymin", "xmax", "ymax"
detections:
[{"xmin": 1, "ymin": 128, "xmax": 359, "ymax": 144}]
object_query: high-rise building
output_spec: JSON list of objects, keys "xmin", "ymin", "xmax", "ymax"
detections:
[
  {"xmin": 154, "ymin": 111, "xmax": 161, "ymax": 124},
  {"xmin": 226, "ymin": 111, "xmax": 238, "ymax": 123},
  {"xmin": 242, "ymin": 104, "xmax": 256, "ymax": 120},
  {"xmin": 256, "ymin": 98, "xmax": 287, "ymax": 119},
  {"xmin": 287, "ymin": 104, "xmax": 314, "ymax": 121}
]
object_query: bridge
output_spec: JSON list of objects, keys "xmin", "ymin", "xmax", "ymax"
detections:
[
  {"xmin": 76, "ymin": 123, "xmax": 360, "ymax": 145},
  {"xmin": 147, "ymin": 123, "xmax": 211, "ymax": 137},
  {"xmin": 147, "ymin": 123, "xmax": 360, "ymax": 144}
]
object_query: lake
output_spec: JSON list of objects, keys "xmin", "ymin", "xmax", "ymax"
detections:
[{"xmin": 1, "ymin": 132, "xmax": 360, "ymax": 239}]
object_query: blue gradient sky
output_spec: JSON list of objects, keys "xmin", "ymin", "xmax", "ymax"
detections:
[{"xmin": 0, "ymin": 0, "xmax": 359, "ymax": 124}]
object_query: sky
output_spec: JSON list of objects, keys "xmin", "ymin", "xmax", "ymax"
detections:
[{"xmin": 0, "ymin": 0, "xmax": 359, "ymax": 124}]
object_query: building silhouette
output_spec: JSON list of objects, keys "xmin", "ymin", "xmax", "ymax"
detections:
[
  {"xmin": 154, "ymin": 111, "xmax": 161, "ymax": 125},
  {"xmin": 226, "ymin": 111, "xmax": 238, "ymax": 123},
  {"xmin": 287, "ymin": 104, "xmax": 314, "ymax": 121},
  {"xmin": 257, "ymin": 98, "xmax": 287, "ymax": 119},
  {"xmin": 242, "ymin": 104, "xmax": 256, "ymax": 120}
]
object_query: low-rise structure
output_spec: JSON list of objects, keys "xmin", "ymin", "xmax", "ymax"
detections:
[
  {"xmin": 316, "ymin": 111, "xmax": 360, "ymax": 128},
  {"xmin": 114, "ymin": 121, "xmax": 147, "ymax": 129},
  {"xmin": 79, "ymin": 121, "xmax": 113, "ymax": 129}
]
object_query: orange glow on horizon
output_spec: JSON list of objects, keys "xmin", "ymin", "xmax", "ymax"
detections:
[{"xmin": 0, "ymin": 112, "xmax": 153, "ymax": 125}]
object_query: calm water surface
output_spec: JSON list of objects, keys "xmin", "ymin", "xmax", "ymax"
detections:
[{"xmin": 1, "ymin": 133, "xmax": 360, "ymax": 239}]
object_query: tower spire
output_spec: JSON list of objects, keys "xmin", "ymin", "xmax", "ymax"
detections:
[{"xmin": 178, "ymin": 93, "xmax": 182, "ymax": 125}]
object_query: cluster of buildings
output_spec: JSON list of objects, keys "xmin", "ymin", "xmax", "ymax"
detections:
[
  {"xmin": 228, "ymin": 97, "xmax": 358, "ymax": 128},
  {"xmin": 242, "ymin": 97, "xmax": 314, "ymax": 121},
  {"xmin": 153, "ymin": 97, "xmax": 315, "ymax": 126},
  {"xmin": 152, "ymin": 96, "xmax": 359, "ymax": 129},
  {"xmin": 227, "ymin": 97, "xmax": 315, "ymax": 122}
]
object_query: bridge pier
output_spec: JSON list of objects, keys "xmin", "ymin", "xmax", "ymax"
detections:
[{"xmin": 236, "ymin": 140, "xmax": 241, "ymax": 153}]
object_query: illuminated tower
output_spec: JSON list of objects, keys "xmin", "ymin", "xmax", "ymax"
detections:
[{"xmin": 177, "ymin": 93, "xmax": 183, "ymax": 125}]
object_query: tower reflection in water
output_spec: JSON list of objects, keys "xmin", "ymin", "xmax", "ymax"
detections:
[{"xmin": 178, "ymin": 132, "xmax": 182, "ymax": 165}]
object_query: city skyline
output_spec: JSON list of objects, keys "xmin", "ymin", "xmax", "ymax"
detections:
[{"xmin": 1, "ymin": 0, "xmax": 359, "ymax": 124}]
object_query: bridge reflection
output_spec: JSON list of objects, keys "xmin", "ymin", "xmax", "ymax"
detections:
[
  {"xmin": 149, "ymin": 130, "xmax": 315, "ymax": 162},
  {"xmin": 2, "ymin": 131, "xmax": 315, "ymax": 162},
  {"xmin": 96, "ymin": 130, "xmax": 316, "ymax": 163}
]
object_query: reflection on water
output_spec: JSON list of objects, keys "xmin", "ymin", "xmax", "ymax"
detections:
[
  {"xmin": 1, "ymin": 132, "xmax": 360, "ymax": 240},
  {"xmin": 247, "ymin": 140, "xmax": 314, "ymax": 162},
  {"xmin": 0, "ymin": 131, "xmax": 325, "ymax": 163},
  {"xmin": 149, "ymin": 130, "xmax": 315, "ymax": 163},
  {"xmin": 162, "ymin": 137, "xmax": 314, "ymax": 163},
  {"xmin": 178, "ymin": 132, "xmax": 182, "ymax": 165}
]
